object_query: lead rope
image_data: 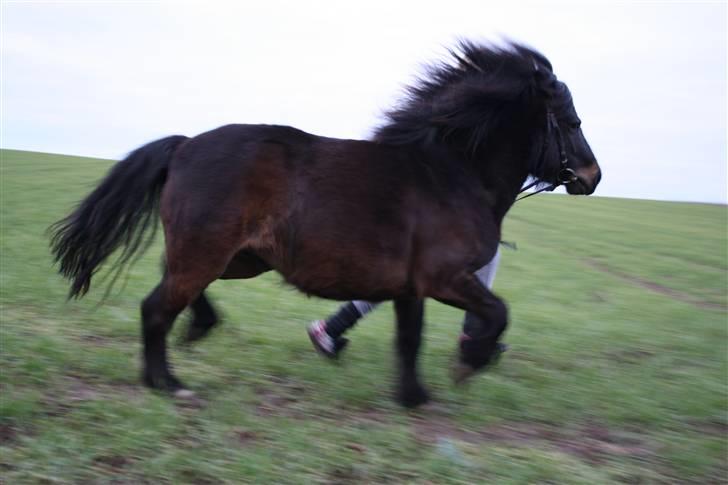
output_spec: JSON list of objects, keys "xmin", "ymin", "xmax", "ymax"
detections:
[{"xmin": 516, "ymin": 182, "xmax": 556, "ymax": 201}]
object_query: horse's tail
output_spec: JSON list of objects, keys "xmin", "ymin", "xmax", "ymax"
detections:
[{"xmin": 50, "ymin": 135, "xmax": 188, "ymax": 299}]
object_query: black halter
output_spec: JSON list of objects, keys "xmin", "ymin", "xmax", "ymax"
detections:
[{"xmin": 517, "ymin": 110, "xmax": 577, "ymax": 201}]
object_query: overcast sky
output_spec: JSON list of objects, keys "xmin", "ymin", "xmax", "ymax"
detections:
[{"xmin": 1, "ymin": 1, "xmax": 726, "ymax": 203}]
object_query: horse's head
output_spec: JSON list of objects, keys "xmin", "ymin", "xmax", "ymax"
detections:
[
  {"xmin": 373, "ymin": 41, "xmax": 602, "ymax": 197},
  {"xmin": 531, "ymin": 60, "xmax": 602, "ymax": 195}
]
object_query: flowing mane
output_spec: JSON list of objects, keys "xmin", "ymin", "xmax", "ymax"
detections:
[{"xmin": 374, "ymin": 41, "xmax": 555, "ymax": 159}]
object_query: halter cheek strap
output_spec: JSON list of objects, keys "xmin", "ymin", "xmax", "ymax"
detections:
[
  {"xmin": 549, "ymin": 112, "xmax": 577, "ymax": 185},
  {"xmin": 516, "ymin": 110, "xmax": 577, "ymax": 202}
]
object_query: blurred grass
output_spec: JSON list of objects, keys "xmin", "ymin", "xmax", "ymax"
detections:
[{"xmin": 0, "ymin": 148, "xmax": 726, "ymax": 483}]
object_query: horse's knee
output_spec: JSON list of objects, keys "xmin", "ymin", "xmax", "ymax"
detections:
[{"xmin": 463, "ymin": 297, "xmax": 508, "ymax": 339}]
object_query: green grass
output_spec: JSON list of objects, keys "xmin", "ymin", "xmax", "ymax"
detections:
[{"xmin": 1, "ymin": 148, "xmax": 726, "ymax": 483}]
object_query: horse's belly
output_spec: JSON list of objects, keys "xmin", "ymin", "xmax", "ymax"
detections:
[{"xmin": 282, "ymin": 256, "xmax": 410, "ymax": 302}]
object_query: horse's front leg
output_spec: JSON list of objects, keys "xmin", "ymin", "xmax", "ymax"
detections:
[
  {"xmin": 431, "ymin": 273, "xmax": 508, "ymax": 383},
  {"xmin": 393, "ymin": 297, "xmax": 429, "ymax": 407}
]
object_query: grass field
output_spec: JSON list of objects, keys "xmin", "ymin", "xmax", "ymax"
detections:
[{"xmin": 1, "ymin": 148, "xmax": 726, "ymax": 484}]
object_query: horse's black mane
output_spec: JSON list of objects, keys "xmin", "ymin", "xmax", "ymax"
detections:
[{"xmin": 375, "ymin": 41, "xmax": 556, "ymax": 159}]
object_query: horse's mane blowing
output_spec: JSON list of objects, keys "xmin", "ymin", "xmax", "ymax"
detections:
[{"xmin": 374, "ymin": 41, "xmax": 553, "ymax": 157}]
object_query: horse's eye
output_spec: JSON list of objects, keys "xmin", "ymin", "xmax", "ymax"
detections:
[{"xmin": 570, "ymin": 122, "xmax": 581, "ymax": 130}]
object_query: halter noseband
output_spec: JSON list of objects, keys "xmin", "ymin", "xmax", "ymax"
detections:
[{"xmin": 516, "ymin": 109, "xmax": 577, "ymax": 201}]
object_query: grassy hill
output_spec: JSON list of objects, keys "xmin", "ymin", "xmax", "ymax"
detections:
[{"xmin": 1, "ymin": 148, "xmax": 726, "ymax": 483}]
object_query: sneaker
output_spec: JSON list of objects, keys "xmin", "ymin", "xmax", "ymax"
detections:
[{"xmin": 307, "ymin": 320, "xmax": 349, "ymax": 359}]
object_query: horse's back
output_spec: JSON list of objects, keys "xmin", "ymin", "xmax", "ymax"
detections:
[
  {"xmin": 161, "ymin": 124, "xmax": 417, "ymax": 297},
  {"xmin": 160, "ymin": 123, "xmax": 494, "ymax": 301}
]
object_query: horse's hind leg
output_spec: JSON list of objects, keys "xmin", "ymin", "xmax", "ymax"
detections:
[
  {"xmin": 141, "ymin": 256, "xmax": 230, "ymax": 394},
  {"xmin": 181, "ymin": 291, "xmax": 219, "ymax": 344},
  {"xmin": 180, "ymin": 250, "xmax": 272, "ymax": 344},
  {"xmin": 141, "ymin": 276, "xmax": 193, "ymax": 394},
  {"xmin": 159, "ymin": 255, "xmax": 220, "ymax": 346},
  {"xmin": 393, "ymin": 297, "xmax": 429, "ymax": 407}
]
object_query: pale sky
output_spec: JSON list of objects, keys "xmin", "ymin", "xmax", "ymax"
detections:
[{"xmin": 1, "ymin": 1, "xmax": 726, "ymax": 203}]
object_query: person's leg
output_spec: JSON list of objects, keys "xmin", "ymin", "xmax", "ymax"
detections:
[
  {"xmin": 327, "ymin": 301, "xmax": 379, "ymax": 338},
  {"xmin": 474, "ymin": 246, "xmax": 501, "ymax": 290},
  {"xmin": 308, "ymin": 301, "xmax": 380, "ymax": 357}
]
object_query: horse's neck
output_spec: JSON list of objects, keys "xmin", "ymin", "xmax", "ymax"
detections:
[
  {"xmin": 477, "ymin": 153, "xmax": 531, "ymax": 226},
  {"xmin": 473, "ymin": 109, "xmax": 538, "ymax": 225}
]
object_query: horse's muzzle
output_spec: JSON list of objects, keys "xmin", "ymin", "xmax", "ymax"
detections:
[{"xmin": 567, "ymin": 163, "xmax": 601, "ymax": 195}]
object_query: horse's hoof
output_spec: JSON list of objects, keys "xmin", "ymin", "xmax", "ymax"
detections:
[
  {"xmin": 180, "ymin": 324, "xmax": 211, "ymax": 345},
  {"xmin": 142, "ymin": 371, "xmax": 188, "ymax": 395},
  {"xmin": 398, "ymin": 385, "xmax": 430, "ymax": 408},
  {"xmin": 452, "ymin": 362, "xmax": 477, "ymax": 385},
  {"xmin": 453, "ymin": 342, "xmax": 509, "ymax": 384}
]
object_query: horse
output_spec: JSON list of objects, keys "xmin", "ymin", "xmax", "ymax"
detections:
[{"xmin": 50, "ymin": 41, "xmax": 601, "ymax": 407}]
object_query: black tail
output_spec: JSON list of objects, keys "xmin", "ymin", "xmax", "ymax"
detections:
[{"xmin": 50, "ymin": 135, "xmax": 188, "ymax": 298}]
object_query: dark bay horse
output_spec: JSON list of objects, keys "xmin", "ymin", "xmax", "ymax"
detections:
[{"xmin": 50, "ymin": 42, "xmax": 601, "ymax": 407}]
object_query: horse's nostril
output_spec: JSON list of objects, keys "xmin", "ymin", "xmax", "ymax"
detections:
[{"xmin": 590, "ymin": 167, "xmax": 602, "ymax": 191}]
